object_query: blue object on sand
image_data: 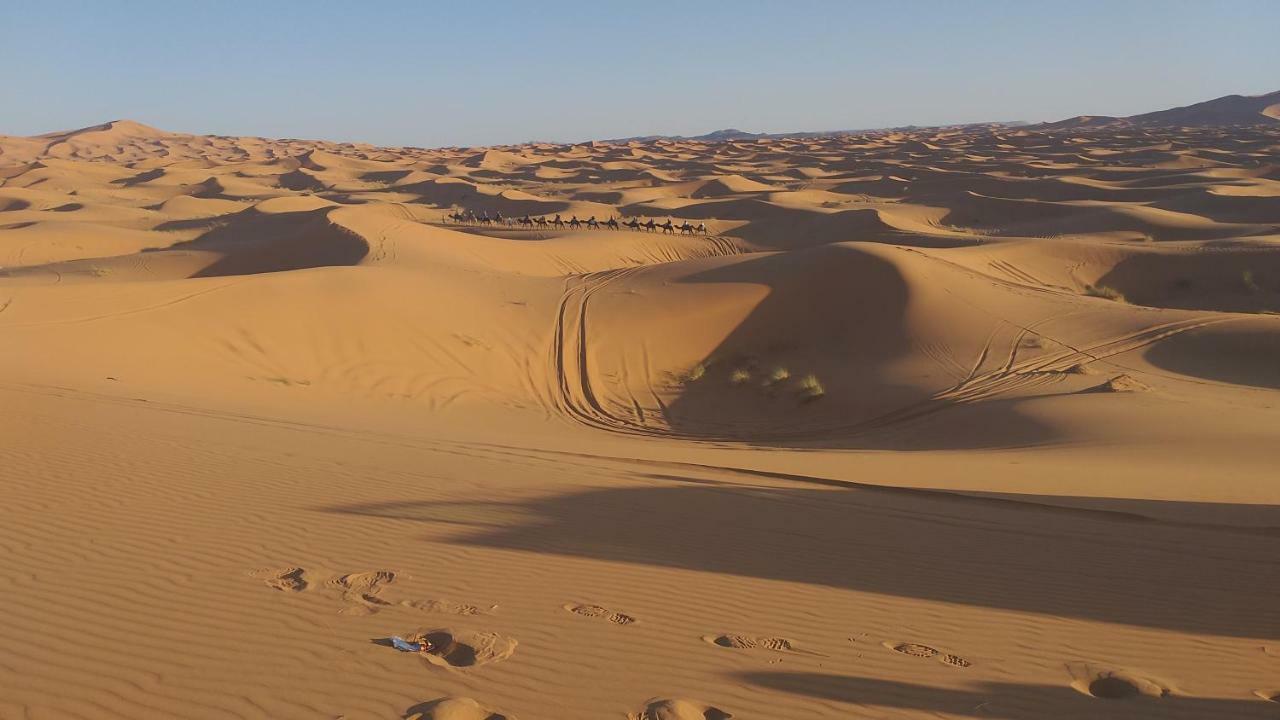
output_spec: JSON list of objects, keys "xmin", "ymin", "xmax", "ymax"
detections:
[{"xmin": 391, "ymin": 636, "xmax": 423, "ymax": 652}]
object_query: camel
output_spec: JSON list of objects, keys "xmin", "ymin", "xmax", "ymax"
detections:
[
  {"xmin": 623, "ymin": 218, "xmax": 641, "ymax": 231},
  {"xmin": 696, "ymin": 222, "xmax": 709, "ymax": 235},
  {"xmin": 678, "ymin": 221, "xmax": 695, "ymax": 235},
  {"xmin": 568, "ymin": 215, "xmax": 582, "ymax": 229},
  {"xmin": 518, "ymin": 215, "xmax": 534, "ymax": 228},
  {"xmin": 552, "ymin": 214, "xmax": 566, "ymax": 229},
  {"xmin": 585, "ymin": 216, "xmax": 600, "ymax": 229},
  {"xmin": 534, "ymin": 216, "xmax": 549, "ymax": 228},
  {"xmin": 643, "ymin": 219, "xmax": 657, "ymax": 233},
  {"xmin": 605, "ymin": 217, "xmax": 620, "ymax": 231}
]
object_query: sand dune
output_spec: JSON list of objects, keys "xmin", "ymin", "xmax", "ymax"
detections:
[
  {"xmin": 3, "ymin": 119, "xmax": 1280, "ymax": 719},
  {"xmin": 691, "ymin": 175, "xmax": 777, "ymax": 197}
]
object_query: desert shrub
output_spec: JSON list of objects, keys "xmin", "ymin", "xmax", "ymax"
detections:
[
  {"xmin": 684, "ymin": 363, "xmax": 706, "ymax": 383},
  {"xmin": 1084, "ymin": 284, "xmax": 1126, "ymax": 302},
  {"xmin": 1243, "ymin": 270, "xmax": 1261, "ymax": 294},
  {"xmin": 798, "ymin": 374, "xmax": 825, "ymax": 402},
  {"xmin": 729, "ymin": 368, "xmax": 751, "ymax": 385}
]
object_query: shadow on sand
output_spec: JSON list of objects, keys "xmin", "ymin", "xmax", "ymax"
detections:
[
  {"xmin": 644, "ymin": 243, "xmax": 1060, "ymax": 450},
  {"xmin": 738, "ymin": 672, "xmax": 1277, "ymax": 719},
  {"xmin": 322, "ymin": 473, "xmax": 1280, "ymax": 639}
]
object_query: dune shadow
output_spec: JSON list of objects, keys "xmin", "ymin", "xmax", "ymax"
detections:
[
  {"xmin": 646, "ymin": 243, "xmax": 1057, "ymax": 450},
  {"xmin": 155, "ymin": 207, "xmax": 369, "ymax": 277},
  {"xmin": 739, "ymin": 672, "xmax": 1276, "ymax": 719},
  {"xmin": 1144, "ymin": 326, "xmax": 1280, "ymax": 390},
  {"xmin": 1094, "ymin": 250, "xmax": 1280, "ymax": 313},
  {"xmin": 323, "ymin": 478, "xmax": 1280, "ymax": 638},
  {"xmin": 113, "ymin": 167, "xmax": 166, "ymax": 187},
  {"xmin": 396, "ymin": 178, "xmax": 572, "ymax": 216},
  {"xmin": 152, "ymin": 214, "xmax": 233, "ymax": 232}
]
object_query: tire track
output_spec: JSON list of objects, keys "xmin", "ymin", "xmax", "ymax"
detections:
[{"xmin": 546, "ymin": 266, "xmax": 664, "ymax": 435}]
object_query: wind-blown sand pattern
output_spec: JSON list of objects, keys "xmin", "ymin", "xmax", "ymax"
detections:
[{"xmin": 2, "ymin": 119, "xmax": 1280, "ymax": 718}]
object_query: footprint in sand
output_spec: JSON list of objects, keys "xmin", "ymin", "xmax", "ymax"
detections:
[
  {"xmin": 1080, "ymin": 674, "xmax": 1148, "ymax": 699},
  {"xmin": 252, "ymin": 567, "xmax": 399, "ymax": 615},
  {"xmin": 401, "ymin": 598, "xmax": 495, "ymax": 616},
  {"xmin": 883, "ymin": 641, "xmax": 972, "ymax": 668},
  {"xmin": 252, "ymin": 567, "xmax": 309, "ymax": 592},
  {"xmin": 629, "ymin": 698, "xmax": 731, "ymax": 720},
  {"xmin": 1066, "ymin": 662, "xmax": 1169, "ymax": 699},
  {"xmin": 404, "ymin": 696, "xmax": 515, "ymax": 720},
  {"xmin": 887, "ymin": 641, "xmax": 938, "ymax": 658},
  {"xmin": 703, "ymin": 634, "xmax": 797, "ymax": 653},
  {"xmin": 564, "ymin": 603, "xmax": 636, "ymax": 625},
  {"xmin": 327, "ymin": 570, "xmax": 396, "ymax": 615},
  {"xmin": 405, "ymin": 628, "xmax": 517, "ymax": 670}
]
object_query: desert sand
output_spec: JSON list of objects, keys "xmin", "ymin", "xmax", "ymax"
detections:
[{"xmin": 2, "ymin": 119, "xmax": 1280, "ymax": 719}]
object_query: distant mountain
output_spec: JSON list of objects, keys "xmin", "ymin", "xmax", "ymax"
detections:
[
  {"xmin": 1043, "ymin": 90, "xmax": 1280, "ymax": 130},
  {"xmin": 598, "ymin": 128, "xmax": 766, "ymax": 143},
  {"xmin": 695, "ymin": 128, "xmax": 765, "ymax": 142},
  {"xmin": 598, "ymin": 121, "xmax": 1025, "ymax": 144}
]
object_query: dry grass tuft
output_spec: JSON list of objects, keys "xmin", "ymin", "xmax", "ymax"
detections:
[
  {"xmin": 1243, "ymin": 270, "xmax": 1261, "ymax": 294},
  {"xmin": 798, "ymin": 374, "xmax": 825, "ymax": 402},
  {"xmin": 1083, "ymin": 284, "xmax": 1126, "ymax": 302}
]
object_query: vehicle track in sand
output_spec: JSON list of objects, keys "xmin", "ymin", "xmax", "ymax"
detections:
[{"xmin": 542, "ymin": 262, "xmax": 1239, "ymax": 442}]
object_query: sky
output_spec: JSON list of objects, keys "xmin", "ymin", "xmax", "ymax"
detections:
[{"xmin": 3, "ymin": 0, "xmax": 1278, "ymax": 148}]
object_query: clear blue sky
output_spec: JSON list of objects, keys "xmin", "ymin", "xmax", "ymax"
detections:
[{"xmin": 3, "ymin": 0, "xmax": 1277, "ymax": 147}]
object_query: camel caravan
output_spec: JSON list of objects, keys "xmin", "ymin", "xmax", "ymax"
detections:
[{"xmin": 443, "ymin": 208, "xmax": 710, "ymax": 235}]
